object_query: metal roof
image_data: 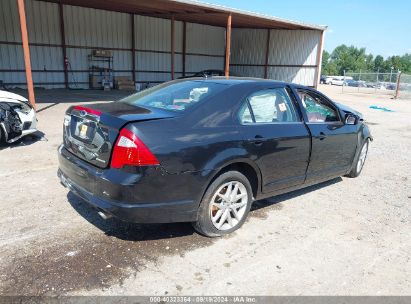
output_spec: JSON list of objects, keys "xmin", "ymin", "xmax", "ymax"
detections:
[{"xmin": 50, "ymin": 0, "xmax": 327, "ymax": 31}]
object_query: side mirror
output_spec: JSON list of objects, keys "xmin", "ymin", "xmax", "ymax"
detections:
[{"xmin": 345, "ymin": 113, "xmax": 357, "ymax": 125}]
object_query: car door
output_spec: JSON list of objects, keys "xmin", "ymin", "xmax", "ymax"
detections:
[
  {"xmin": 239, "ymin": 86, "xmax": 311, "ymax": 194},
  {"xmin": 295, "ymin": 88, "xmax": 358, "ymax": 182}
]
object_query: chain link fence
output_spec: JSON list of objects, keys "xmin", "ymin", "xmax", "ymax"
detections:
[
  {"xmin": 338, "ymin": 72, "xmax": 411, "ymax": 99},
  {"xmin": 397, "ymin": 74, "xmax": 411, "ymax": 99},
  {"xmin": 341, "ymin": 72, "xmax": 398, "ymax": 97}
]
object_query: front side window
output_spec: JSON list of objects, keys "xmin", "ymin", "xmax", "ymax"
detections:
[
  {"xmin": 239, "ymin": 88, "xmax": 299, "ymax": 124},
  {"xmin": 118, "ymin": 80, "xmax": 227, "ymax": 112},
  {"xmin": 297, "ymin": 90, "xmax": 340, "ymax": 123}
]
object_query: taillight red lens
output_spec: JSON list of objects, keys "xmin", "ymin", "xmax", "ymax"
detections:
[
  {"xmin": 73, "ymin": 105, "xmax": 101, "ymax": 116},
  {"xmin": 111, "ymin": 128, "xmax": 159, "ymax": 169}
]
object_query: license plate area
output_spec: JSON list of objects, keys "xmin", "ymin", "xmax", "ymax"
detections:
[{"xmin": 71, "ymin": 116, "xmax": 97, "ymax": 142}]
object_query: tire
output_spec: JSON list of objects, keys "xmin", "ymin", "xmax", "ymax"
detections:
[
  {"xmin": 346, "ymin": 139, "xmax": 369, "ymax": 178},
  {"xmin": 192, "ymin": 171, "xmax": 253, "ymax": 237},
  {"xmin": 0, "ymin": 127, "xmax": 5, "ymax": 144}
]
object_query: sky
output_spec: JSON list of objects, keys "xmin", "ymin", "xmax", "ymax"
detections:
[{"xmin": 198, "ymin": 0, "xmax": 411, "ymax": 58}]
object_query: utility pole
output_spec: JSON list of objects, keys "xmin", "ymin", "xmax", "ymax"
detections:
[
  {"xmin": 395, "ymin": 72, "xmax": 401, "ymax": 99},
  {"xmin": 358, "ymin": 70, "xmax": 361, "ymax": 92},
  {"xmin": 342, "ymin": 70, "xmax": 345, "ymax": 93},
  {"xmin": 375, "ymin": 68, "xmax": 379, "ymax": 93}
]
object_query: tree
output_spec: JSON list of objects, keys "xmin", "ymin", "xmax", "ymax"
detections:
[
  {"xmin": 365, "ymin": 54, "xmax": 374, "ymax": 71},
  {"xmin": 322, "ymin": 50, "xmax": 330, "ymax": 74},
  {"xmin": 321, "ymin": 45, "xmax": 411, "ymax": 76},
  {"xmin": 330, "ymin": 45, "xmax": 367, "ymax": 74},
  {"xmin": 324, "ymin": 61, "xmax": 338, "ymax": 76},
  {"xmin": 400, "ymin": 54, "xmax": 411, "ymax": 72},
  {"xmin": 374, "ymin": 55, "xmax": 384, "ymax": 72}
]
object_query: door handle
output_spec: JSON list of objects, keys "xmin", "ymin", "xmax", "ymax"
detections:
[
  {"xmin": 318, "ymin": 132, "xmax": 327, "ymax": 140},
  {"xmin": 252, "ymin": 135, "xmax": 265, "ymax": 146}
]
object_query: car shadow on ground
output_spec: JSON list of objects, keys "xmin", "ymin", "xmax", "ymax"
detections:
[
  {"xmin": 250, "ymin": 177, "xmax": 343, "ymax": 213},
  {"xmin": 36, "ymin": 103, "xmax": 59, "ymax": 113},
  {"xmin": 67, "ymin": 191, "xmax": 196, "ymax": 242},
  {"xmin": 0, "ymin": 130, "xmax": 47, "ymax": 150},
  {"xmin": 67, "ymin": 177, "xmax": 343, "ymax": 242}
]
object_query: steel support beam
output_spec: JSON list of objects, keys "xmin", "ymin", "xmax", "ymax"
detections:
[
  {"xmin": 224, "ymin": 14, "xmax": 232, "ymax": 77},
  {"xmin": 264, "ymin": 29, "xmax": 270, "ymax": 79},
  {"xmin": 131, "ymin": 14, "xmax": 136, "ymax": 83},
  {"xmin": 17, "ymin": 0, "xmax": 36, "ymax": 109},
  {"xmin": 314, "ymin": 30, "xmax": 325, "ymax": 88},
  {"xmin": 170, "ymin": 15, "xmax": 175, "ymax": 80},
  {"xmin": 182, "ymin": 21, "xmax": 186, "ymax": 77},
  {"xmin": 58, "ymin": 0, "xmax": 68, "ymax": 89}
]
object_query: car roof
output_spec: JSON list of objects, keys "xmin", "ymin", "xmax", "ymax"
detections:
[
  {"xmin": 202, "ymin": 69, "xmax": 223, "ymax": 72},
  {"xmin": 175, "ymin": 76, "xmax": 294, "ymax": 87}
]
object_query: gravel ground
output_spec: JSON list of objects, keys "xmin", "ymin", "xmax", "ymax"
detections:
[{"xmin": 0, "ymin": 85, "xmax": 409, "ymax": 296}]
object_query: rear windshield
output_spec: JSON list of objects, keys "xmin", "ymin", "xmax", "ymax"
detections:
[{"xmin": 118, "ymin": 80, "xmax": 227, "ymax": 112}]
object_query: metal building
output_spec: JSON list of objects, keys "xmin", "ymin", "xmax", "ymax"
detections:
[{"xmin": 0, "ymin": 0, "xmax": 326, "ymax": 108}]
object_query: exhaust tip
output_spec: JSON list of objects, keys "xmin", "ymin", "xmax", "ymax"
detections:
[{"xmin": 97, "ymin": 211, "xmax": 112, "ymax": 220}]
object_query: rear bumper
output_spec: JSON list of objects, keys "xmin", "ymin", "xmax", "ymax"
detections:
[{"xmin": 58, "ymin": 145, "xmax": 203, "ymax": 223}]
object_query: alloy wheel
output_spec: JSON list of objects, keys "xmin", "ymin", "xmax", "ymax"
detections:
[
  {"xmin": 356, "ymin": 141, "xmax": 369, "ymax": 173},
  {"xmin": 209, "ymin": 181, "xmax": 248, "ymax": 231}
]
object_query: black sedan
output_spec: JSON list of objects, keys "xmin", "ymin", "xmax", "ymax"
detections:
[
  {"xmin": 178, "ymin": 69, "xmax": 238, "ymax": 79},
  {"xmin": 58, "ymin": 78, "xmax": 372, "ymax": 237}
]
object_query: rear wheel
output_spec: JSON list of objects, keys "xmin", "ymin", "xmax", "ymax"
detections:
[
  {"xmin": 346, "ymin": 139, "xmax": 369, "ymax": 178},
  {"xmin": 193, "ymin": 171, "xmax": 252, "ymax": 237}
]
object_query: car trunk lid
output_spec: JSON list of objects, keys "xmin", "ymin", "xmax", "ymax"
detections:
[{"xmin": 63, "ymin": 102, "xmax": 175, "ymax": 168}]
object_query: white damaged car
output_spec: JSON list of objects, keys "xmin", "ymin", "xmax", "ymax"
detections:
[{"xmin": 0, "ymin": 90, "xmax": 37, "ymax": 144}]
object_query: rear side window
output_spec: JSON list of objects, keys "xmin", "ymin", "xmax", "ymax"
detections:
[
  {"xmin": 118, "ymin": 80, "xmax": 227, "ymax": 112},
  {"xmin": 239, "ymin": 88, "xmax": 299, "ymax": 124}
]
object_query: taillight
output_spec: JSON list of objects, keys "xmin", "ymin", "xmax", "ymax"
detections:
[{"xmin": 111, "ymin": 128, "xmax": 159, "ymax": 169}]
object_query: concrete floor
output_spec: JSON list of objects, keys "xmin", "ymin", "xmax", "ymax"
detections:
[{"xmin": 0, "ymin": 85, "xmax": 410, "ymax": 296}]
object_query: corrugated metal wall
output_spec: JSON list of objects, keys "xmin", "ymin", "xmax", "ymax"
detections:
[
  {"xmin": 0, "ymin": 0, "xmax": 23, "ymax": 86},
  {"xmin": 230, "ymin": 28, "xmax": 267, "ymax": 78},
  {"xmin": 185, "ymin": 23, "xmax": 225, "ymax": 73},
  {"xmin": 0, "ymin": 0, "xmax": 321, "ymax": 89},
  {"xmin": 231, "ymin": 28, "xmax": 321, "ymax": 86},
  {"xmin": 134, "ymin": 15, "xmax": 182, "ymax": 83},
  {"xmin": 0, "ymin": 0, "xmax": 225, "ymax": 88},
  {"xmin": 267, "ymin": 30, "xmax": 320, "ymax": 86},
  {"xmin": 27, "ymin": 0, "xmax": 63, "ymax": 88},
  {"xmin": 0, "ymin": 0, "xmax": 64, "ymax": 88},
  {"xmin": 64, "ymin": 5, "xmax": 132, "ymax": 88}
]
